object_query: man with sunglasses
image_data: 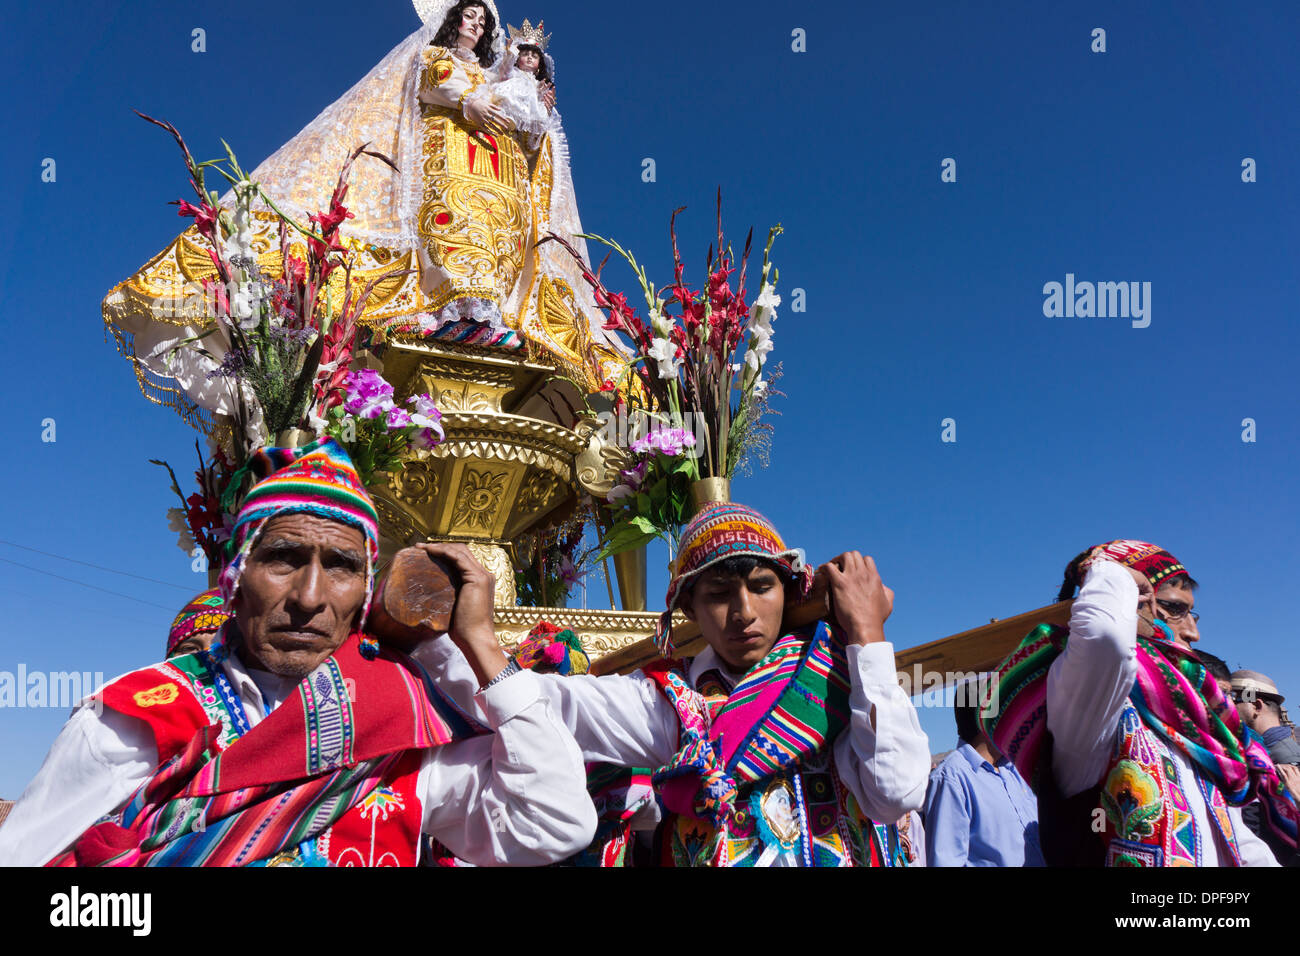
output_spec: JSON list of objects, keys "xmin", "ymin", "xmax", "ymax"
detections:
[
  {"xmin": 982, "ymin": 540, "xmax": 1296, "ymax": 866},
  {"xmin": 1153, "ymin": 579, "xmax": 1200, "ymax": 650}
]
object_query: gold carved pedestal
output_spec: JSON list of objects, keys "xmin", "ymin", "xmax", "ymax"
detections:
[{"xmin": 369, "ymin": 338, "xmax": 657, "ymax": 663}]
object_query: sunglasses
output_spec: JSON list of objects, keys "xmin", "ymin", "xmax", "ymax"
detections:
[{"xmin": 1156, "ymin": 598, "xmax": 1199, "ymax": 623}]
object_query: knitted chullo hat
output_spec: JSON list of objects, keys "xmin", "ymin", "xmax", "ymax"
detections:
[
  {"xmin": 1066, "ymin": 539, "xmax": 1189, "ymax": 594},
  {"xmin": 219, "ymin": 437, "xmax": 382, "ymax": 658},
  {"xmin": 655, "ymin": 501, "xmax": 813, "ymax": 656},
  {"xmin": 167, "ymin": 587, "xmax": 230, "ymax": 657}
]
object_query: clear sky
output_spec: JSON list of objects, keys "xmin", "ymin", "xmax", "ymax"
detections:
[{"xmin": 0, "ymin": 0, "xmax": 1297, "ymax": 797}]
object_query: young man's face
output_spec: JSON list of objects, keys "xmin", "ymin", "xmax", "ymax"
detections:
[
  {"xmin": 1154, "ymin": 580, "xmax": 1199, "ymax": 649},
  {"xmin": 682, "ymin": 564, "xmax": 786, "ymax": 673}
]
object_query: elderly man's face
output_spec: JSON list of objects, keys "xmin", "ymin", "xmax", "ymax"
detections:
[{"xmin": 233, "ymin": 513, "xmax": 367, "ymax": 679}]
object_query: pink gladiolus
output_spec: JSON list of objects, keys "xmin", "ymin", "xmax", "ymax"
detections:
[
  {"xmin": 174, "ymin": 199, "xmax": 217, "ymax": 240},
  {"xmin": 385, "ymin": 406, "xmax": 413, "ymax": 429}
]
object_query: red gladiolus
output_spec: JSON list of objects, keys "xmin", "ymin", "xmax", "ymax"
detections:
[
  {"xmin": 311, "ymin": 202, "xmax": 353, "ymax": 236},
  {"xmin": 606, "ymin": 291, "xmax": 630, "ymax": 318},
  {"xmin": 174, "ymin": 199, "xmax": 217, "ymax": 240},
  {"xmin": 205, "ymin": 278, "xmax": 229, "ymax": 315}
]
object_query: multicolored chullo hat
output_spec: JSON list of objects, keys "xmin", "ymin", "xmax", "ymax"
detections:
[
  {"xmin": 166, "ymin": 587, "xmax": 230, "ymax": 656},
  {"xmin": 1070, "ymin": 539, "xmax": 1189, "ymax": 592},
  {"xmin": 219, "ymin": 437, "xmax": 382, "ymax": 657},
  {"xmin": 655, "ymin": 501, "xmax": 813, "ymax": 656}
]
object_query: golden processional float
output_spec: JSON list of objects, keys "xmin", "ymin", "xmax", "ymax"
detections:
[{"xmin": 103, "ymin": 3, "xmax": 1070, "ymax": 680}]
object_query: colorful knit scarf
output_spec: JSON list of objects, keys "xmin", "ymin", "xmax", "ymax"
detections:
[
  {"xmin": 647, "ymin": 621, "xmax": 851, "ymax": 826},
  {"xmin": 49, "ymin": 634, "xmax": 457, "ymax": 867},
  {"xmin": 983, "ymin": 620, "xmax": 1298, "ymax": 854}
]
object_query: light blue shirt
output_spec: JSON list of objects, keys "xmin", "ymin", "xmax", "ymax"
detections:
[{"xmin": 923, "ymin": 741, "xmax": 1044, "ymax": 867}]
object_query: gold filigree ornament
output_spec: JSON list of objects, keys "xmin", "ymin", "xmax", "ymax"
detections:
[
  {"xmin": 390, "ymin": 458, "xmax": 440, "ymax": 505},
  {"xmin": 451, "ymin": 467, "xmax": 511, "ymax": 533},
  {"xmin": 517, "ymin": 470, "xmax": 561, "ymax": 514}
]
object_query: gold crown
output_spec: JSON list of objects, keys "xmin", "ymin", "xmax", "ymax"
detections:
[{"xmin": 507, "ymin": 18, "xmax": 550, "ymax": 52}]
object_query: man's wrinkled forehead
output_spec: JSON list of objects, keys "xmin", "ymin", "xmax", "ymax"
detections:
[{"xmin": 256, "ymin": 513, "xmax": 365, "ymax": 553}]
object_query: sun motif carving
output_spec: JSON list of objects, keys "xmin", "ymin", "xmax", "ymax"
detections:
[{"xmin": 451, "ymin": 468, "xmax": 509, "ymax": 532}]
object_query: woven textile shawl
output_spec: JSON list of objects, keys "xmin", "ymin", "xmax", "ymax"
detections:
[
  {"xmin": 983, "ymin": 622, "xmax": 1298, "ymax": 853},
  {"xmin": 50, "ymin": 635, "xmax": 456, "ymax": 867},
  {"xmin": 652, "ymin": 621, "xmax": 851, "ymax": 825}
]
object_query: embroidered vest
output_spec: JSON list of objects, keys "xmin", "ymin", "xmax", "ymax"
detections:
[
  {"xmin": 97, "ymin": 655, "xmax": 425, "ymax": 867},
  {"xmin": 661, "ymin": 749, "xmax": 898, "ymax": 867},
  {"xmin": 1099, "ymin": 701, "xmax": 1241, "ymax": 867},
  {"xmin": 645, "ymin": 625, "xmax": 906, "ymax": 868}
]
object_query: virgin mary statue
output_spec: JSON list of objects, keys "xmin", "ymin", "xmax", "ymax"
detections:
[{"xmin": 103, "ymin": 0, "xmax": 624, "ymax": 437}]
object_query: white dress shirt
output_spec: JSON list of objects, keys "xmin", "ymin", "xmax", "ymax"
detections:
[
  {"xmin": 1046, "ymin": 560, "xmax": 1277, "ymax": 866},
  {"xmin": 417, "ymin": 634, "xmax": 932, "ymax": 830},
  {"xmin": 0, "ymin": 648, "xmax": 596, "ymax": 867}
]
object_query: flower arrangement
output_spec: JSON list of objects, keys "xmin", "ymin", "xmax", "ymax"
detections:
[
  {"xmin": 320, "ymin": 369, "xmax": 444, "ymax": 488},
  {"xmin": 137, "ymin": 114, "xmax": 445, "ymax": 552},
  {"xmin": 138, "ymin": 111, "xmax": 404, "ymax": 450},
  {"xmin": 545, "ymin": 193, "xmax": 783, "ymax": 557},
  {"xmin": 151, "ymin": 440, "xmax": 234, "ymax": 565}
]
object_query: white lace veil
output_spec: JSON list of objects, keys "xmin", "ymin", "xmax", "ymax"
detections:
[{"xmin": 221, "ymin": 25, "xmax": 434, "ymax": 252}]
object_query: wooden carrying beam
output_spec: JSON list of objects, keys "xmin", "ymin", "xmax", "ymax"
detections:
[{"xmin": 590, "ymin": 595, "xmax": 1074, "ymax": 682}]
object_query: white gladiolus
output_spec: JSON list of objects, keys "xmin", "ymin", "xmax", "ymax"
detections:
[
  {"xmin": 745, "ymin": 324, "xmax": 774, "ymax": 370},
  {"xmin": 225, "ymin": 180, "xmax": 257, "ymax": 264},
  {"xmin": 649, "ymin": 302, "xmax": 672, "ymax": 339},
  {"xmin": 751, "ymin": 285, "xmax": 780, "ymax": 332},
  {"xmin": 230, "ymin": 282, "xmax": 258, "ymax": 329},
  {"xmin": 167, "ymin": 507, "xmax": 197, "ymax": 554},
  {"xmin": 647, "ymin": 337, "xmax": 681, "ymax": 380}
]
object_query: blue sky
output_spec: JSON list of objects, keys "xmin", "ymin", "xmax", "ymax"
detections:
[{"xmin": 1, "ymin": 0, "xmax": 1298, "ymax": 796}]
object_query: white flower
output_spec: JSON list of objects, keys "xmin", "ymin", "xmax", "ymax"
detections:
[
  {"xmin": 167, "ymin": 507, "xmax": 197, "ymax": 554},
  {"xmin": 649, "ymin": 302, "xmax": 672, "ymax": 339},
  {"xmin": 752, "ymin": 377, "xmax": 768, "ymax": 398},
  {"xmin": 606, "ymin": 484, "xmax": 634, "ymax": 504},
  {"xmin": 306, "ymin": 407, "xmax": 329, "ymax": 437},
  {"xmin": 647, "ymin": 337, "xmax": 681, "ymax": 380},
  {"xmin": 229, "ymin": 281, "xmax": 258, "ymax": 329},
  {"xmin": 751, "ymin": 285, "xmax": 780, "ymax": 333},
  {"xmin": 745, "ymin": 325, "xmax": 775, "ymax": 370}
]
